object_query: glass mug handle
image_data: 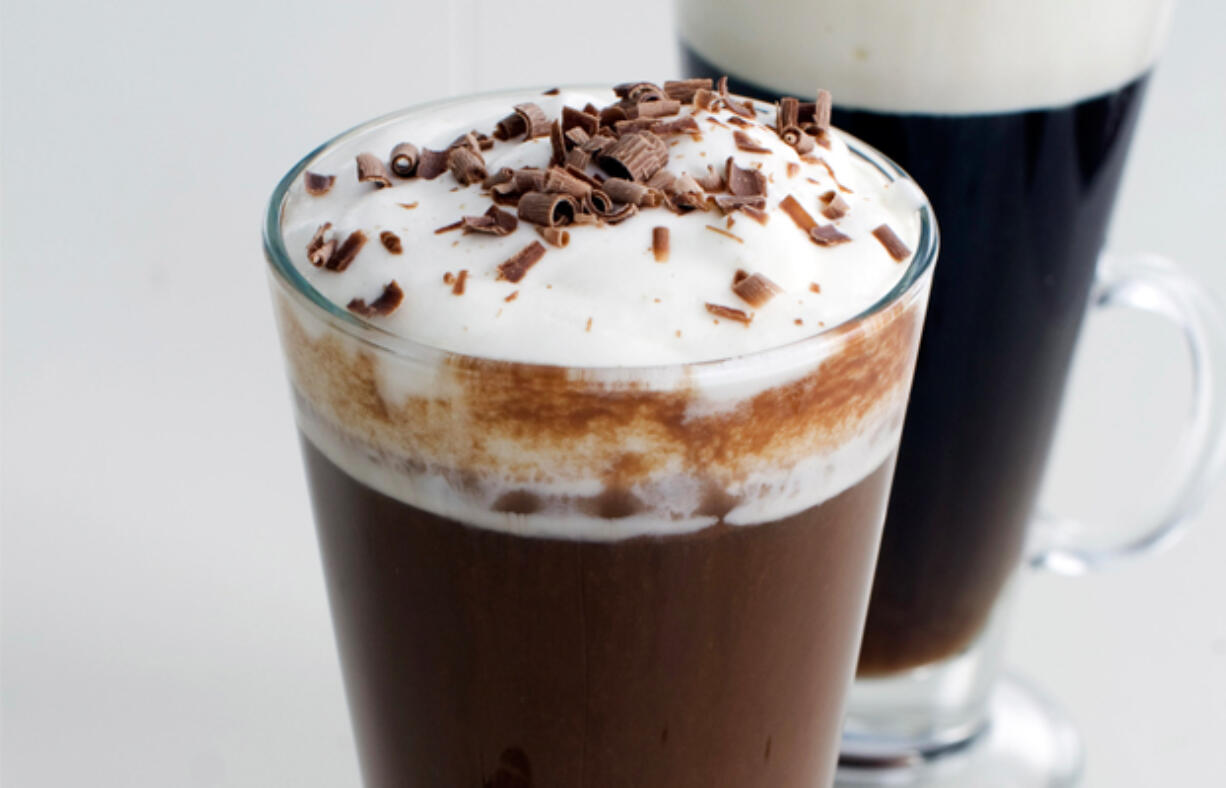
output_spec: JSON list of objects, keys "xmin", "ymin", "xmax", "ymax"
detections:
[{"xmin": 1030, "ymin": 252, "xmax": 1226, "ymax": 576}]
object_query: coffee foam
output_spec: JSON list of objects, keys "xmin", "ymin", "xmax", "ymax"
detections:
[
  {"xmin": 271, "ymin": 87, "xmax": 931, "ymax": 539},
  {"xmin": 678, "ymin": 0, "xmax": 1173, "ymax": 114}
]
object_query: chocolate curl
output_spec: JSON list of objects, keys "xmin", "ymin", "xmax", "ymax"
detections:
[
  {"xmin": 388, "ymin": 143, "xmax": 420, "ymax": 177},
  {"xmin": 517, "ymin": 191, "xmax": 579, "ymax": 227},
  {"xmin": 447, "ymin": 146, "xmax": 487, "ymax": 186},
  {"xmin": 306, "ymin": 222, "xmax": 335, "ymax": 266},
  {"xmin": 725, "ymin": 157, "xmax": 767, "ymax": 196},
  {"xmin": 614, "ymin": 81, "xmax": 666, "ymax": 104},
  {"xmin": 513, "ymin": 168, "xmax": 547, "ymax": 193},
  {"xmin": 564, "ymin": 148, "xmax": 592, "ymax": 170},
  {"xmin": 732, "ymin": 273, "xmax": 782, "ymax": 308},
  {"xmin": 562, "ymin": 106, "xmax": 599, "ymax": 136},
  {"xmin": 667, "ymin": 173, "xmax": 708, "ymax": 212},
  {"xmin": 542, "ymin": 167, "xmax": 592, "ymax": 199},
  {"xmin": 602, "ymin": 177, "xmax": 660, "ymax": 208},
  {"xmin": 598, "ymin": 104, "xmax": 628, "ymax": 128},
  {"xmin": 776, "ymin": 97, "xmax": 815, "ymax": 153},
  {"xmin": 482, "ymin": 167, "xmax": 514, "ymax": 190},
  {"xmin": 348, "ymin": 280, "xmax": 404, "ymax": 317},
  {"xmin": 416, "ymin": 148, "xmax": 449, "ymax": 180},
  {"xmin": 304, "ymin": 171, "xmax": 335, "ymax": 195},
  {"xmin": 514, "ymin": 103, "xmax": 550, "ymax": 139},
  {"xmin": 564, "ymin": 126, "xmax": 590, "ymax": 148},
  {"xmin": 493, "ymin": 111, "xmax": 526, "ymax": 140},
  {"xmin": 326, "ymin": 230, "xmax": 367, "ymax": 272},
  {"xmin": 549, "ymin": 119, "xmax": 566, "ymax": 167},
  {"xmin": 581, "ymin": 133, "xmax": 617, "ymax": 156},
  {"xmin": 598, "ymin": 132, "xmax": 669, "ymax": 182},
  {"xmin": 872, "ymin": 224, "xmax": 911, "ymax": 260},
  {"xmin": 536, "ymin": 226, "xmax": 570, "ymax": 248},
  {"xmin": 356, "ymin": 153, "xmax": 391, "ymax": 188},
  {"xmin": 629, "ymin": 99, "xmax": 682, "ymax": 119},
  {"xmin": 717, "ymin": 76, "xmax": 754, "ymax": 117},
  {"xmin": 663, "ymin": 78, "xmax": 713, "ymax": 102},
  {"xmin": 497, "ymin": 241, "xmax": 547, "ymax": 283},
  {"xmin": 461, "ymin": 205, "xmax": 519, "ymax": 236},
  {"xmin": 713, "ymin": 195, "xmax": 767, "ymax": 214},
  {"xmin": 819, "ymin": 190, "xmax": 850, "ymax": 220},
  {"xmin": 813, "ymin": 89, "xmax": 833, "ymax": 133}
]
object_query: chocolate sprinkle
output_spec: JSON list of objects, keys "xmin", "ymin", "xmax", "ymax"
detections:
[
  {"xmin": 599, "ymin": 132, "xmax": 669, "ymax": 183},
  {"xmin": 705, "ymin": 302, "xmax": 753, "ymax": 325},
  {"xmin": 652, "ymin": 226, "xmax": 669, "ymax": 262},
  {"xmin": 497, "ymin": 241, "xmax": 547, "ymax": 283},
  {"xmin": 389, "ymin": 143, "xmax": 420, "ymax": 177},
  {"xmin": 416, "ymin": 148, "xmax": 449, "ymax": 180},
  {"xmin": 872, "ymin": 224, "xmax": 911, "ymax": 261},
  {"xmin": 517, "ymin": 191, "xmax": 578, "ymax": 227},
  {"xmin": 732, "ymin": 272, "xmax": 782, "ymax": 307},
  {"xmin": 304, "ymin": 171, "xmax": 336, "ymax": 195},
  {"xmin": 705, "ymin": 224, "xmax": 744, "ymax": 243},
  {"xmin": 810, "ymin": 223, "xmax": 852, "ymax": 246},
  {"xmin": 448, "ymin": 146, "xmax": 487, "ymax": 186},
  {"xmin": 379, "ymin": 230, "xmax": 402, "ymax": 254},
  {"xmin": 536, "ymin": 226, "xmax": 570, "ymax": 247},
  {"xmin": 451, "ymin": 268, "xmax": 468, "ymax": 295},
  {"xmin": 326, "ymin": 230, "xmax": 367, "ymax": 272},
  {"xmin": 733, "ymin": 130, "xmax": 772, "ymax": 154},
  {"xmin": 347, "ymin": 280, "xmax": 403, "ymax": 317},
  {"xmin": 819, "ymin": 190, "xmax": 850, "ymax": 220},
  {"xmin": 356, "ymin": 153, "xmax": 392, "ymax": 188},
  {"xmin": 461, "ymin": 205, "xmax": 519, "ymax": 236}
]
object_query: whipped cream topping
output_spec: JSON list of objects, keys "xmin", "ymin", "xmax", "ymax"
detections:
[
  {"xmin": 281, "ymin": 87, "xmax": 923, "ymax": 367},
  {"xmin": 679, "ymin": 0, "xmax": 1173, "ymax": 114}
]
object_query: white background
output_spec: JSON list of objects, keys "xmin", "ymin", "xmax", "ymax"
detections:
[{"xmin": 3, "ymin": 1, "xmax": 1223, "ymax": 786}]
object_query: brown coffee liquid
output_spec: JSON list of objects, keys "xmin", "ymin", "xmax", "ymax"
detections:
[{"xmin": 301, "ymin": 435, "xmax": 892, "ymax": 788}]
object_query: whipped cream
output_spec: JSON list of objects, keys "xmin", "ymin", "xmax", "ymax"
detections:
[
  {"xmin": 281, "ymin": 87, "xmax": 923, "ymax": 367},
  {"xmin": 678, "ymin": 0, "xmax": 1173, "ymax": 114}
]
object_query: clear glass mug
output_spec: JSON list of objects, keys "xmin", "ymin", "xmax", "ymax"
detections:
[
  {"xmin": 264, "ymin": 90, "xmax": 939, "ymax": 788},
  {"xmin": 676, "ymin": 0, "xmax": 1226, "ymax": 783}
]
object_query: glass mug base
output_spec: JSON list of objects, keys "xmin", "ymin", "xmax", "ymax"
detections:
[{"xmin": 836, "ymin": 674, "xmax": 1083, "ymax": 788}]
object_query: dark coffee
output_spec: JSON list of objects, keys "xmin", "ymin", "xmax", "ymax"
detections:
[
  {"xmin": 682, "ymin": 46, "xmax": 1149, "ymax": 674},
  {"xmin": 301, "ymin": 435, "xmax": 892, "ymax": 788}
]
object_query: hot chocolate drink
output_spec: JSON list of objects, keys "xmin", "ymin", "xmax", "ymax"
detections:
[{"xmin": 266, "ymin": 83, "xmax": 935, "ymax": 786}]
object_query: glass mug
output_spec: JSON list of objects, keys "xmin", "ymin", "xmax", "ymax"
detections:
[
  {"xmin": 264, "ymin": 89, "xmax": 938, "ymax": 787},
  {"xmin": 678, "ymin": 0, "xmax": 1226, "ymax": 784}
]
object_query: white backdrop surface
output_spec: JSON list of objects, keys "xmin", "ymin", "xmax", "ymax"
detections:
[{"xmin": 2, "ymin": 1, "xmax": 1223, "ymax": 786}]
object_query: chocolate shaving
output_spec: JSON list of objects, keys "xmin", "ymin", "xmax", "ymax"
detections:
[
  {"xmin": 779, "ymin": 194, "xmax": 818, "ymax": 234},
  {"xmin": 497, "ymin": 241, "xmax": 546, "ymax": 283},
  {"xmin": 326, "ymin": 230, "xmax": 367, "ymax": 272},
  {"xmin": 705, "ymin": 224, "xmax": 744, "ymax": 243},
  {"xmin": 306, "ymin": 222, "xmax": 334, "ymax": 266},
  {"xmin": 549, "ymin": 120, "xmax": 566, "ymax": 167},
  {"xmin": 664, "ymin": 78, "xmax": 713, "ymax": 102},
  {"xmin": 652, "ymin": 226, "xmax": 669, "ymax": 262},
  {"xmin": 387, "ymin": 143, "xmax": 420, "ymax": 177},
  {"xmin": 461, "ymin": 205, "xmax": 519, "ymax": 236},
  {"xmin": 725, "ymin": 115, "xmax": 753, "ymax": 128},
  {"xmin": 733, "ymin": 130, "xmax": 772, "ymax": 154},
  {"xmin": 732, "ymin": 272, "xmax": 782, "ymax": 307},
  {"xmin": 713, "ymin": 194, "xmax": 767, "ymax": 214},
  {"xmin": 786, "ymin": 162, "xmax": 801, "ymax": 178},
  {"xmin": 810, "ymin": 223, "xmax": 852, "ymax": 246},
  {"xmin": 449, "ymin": 131, "xmax": 480, "ymax": 152},
  {"xmin": 741, "ymin": 205, "xmax": 770, "ymax": 225},
  {"xmin": 777, "ymin": 97, "xmax": 799, "ymax": 135},
  {"xmin": 347, "ymin": 280, "xmax": 403, "ymax": 317},
  {"xmin": 564, "ymin": 165, "xmax": 604, "ymax": 189},
  {"xmin": 667, "ymin": 173, "xmax": 707, "ymax": 213},
  {"xmin": 505, "ymin": 290, "xmax": 520, "ymax": 302},
  {"xmin": 809, "ymin": 282, "xmax": 822, "ymax": 293},
  {"xmin": 514, "ymin": 168, "xmax": 547, "ymax": 193},
  {"xmin": 493, "ymin": 111, "xmax": 526, "ymax": 140},
  {"xmin": 581, "ymin": 133, "xmax": 617, "ymax": 156},
  {"xmin": 564, "ymin": 126, "xmax": 591, "ymax": 148},
  {"xmin": 733, "ymin": 269, "xmax": 749, "ymax": 285},
  {"xmin": 398, "ymin": 202, "xmax": 418, "ymax": 210},
  {"xmin": 646, "ymin": 170, "xmax": 676, "ymax": 193},
  {"xmin": 451, "ymin": 268, "xmax": 468, "ymax": 295},
  {"xmin": 819, "ymin": 190, "xmax": 850, "ymax": 220},
  {"xmin": 705, "ymin": 302, "xmax": 753, "ymax": 325},
  {"xmin": 379, "ymin": 230, "xmax": 402, "ymax": 254},
  {"xmin": 304, "ymin": 171, "xmax": 336, "ymax": 195},
  {"xmin": 356, "ymin": 153, "xmax": 391, "ymax": 188},
  {"xmin": 613, "ymin": 118, "xmax": 663, "ymax": 136},
  {"xmin": 599, "ymin": 104, "xmax": 628, "ymax": 127},
  {"xmin": 725, "ymin": 157, "xmax": 767, "ymax": 196},
  {"xmin": 872, "ymin": 224, "xmax": 911, "ymax": 261},
  {"xmin": 694, "ymin": 165, "xmax": 724, "ymax": 192},
  {"xmin": 542, "ymin": 87, "xmax": 560, "ymax": 95},
  {"xmin": 813, "ymin": 89, "xmax": 833, "ymax": 133},
  {"xmin": 584, "ymin": 189, "xmax": 613, "ymax": 214},
  {"xmin": 536, "ymin": 226, "xmax": 570, "ymax": 247},
  {"xmin": 602, "ymin": 177, "xmax": 659, "ymax": 207},
  {"xmin": 517, "ymin": 191, "xmax": 578, "ymax": 227},
  {"xmin": 598, "ymin": 132, "xmax": 669, "ymax": 183},
  {"xmin": 482, "ymin": 167, "xmax": 514, "ymax": 190},
  {"xmin": 692, "ymin": 88, "xmax": 720, "ymax": 111},
  {"xmin": 447, "ymin": 146, "xmax": 487, "ymax": 186},
  {"xmin": 434, "ymin": 219, "xmax": 464, "ymax": 234},
  {"xmin": 543, "ymin": 166, "xmax": 592, "ymax": 199},
  {"xmin": 717, "ymin": 76, "xmax": 755, "ymax": 117},
  {"xmin": 562, "ymin": 106, "xmax": 599, "ymax": 136},
  {"xmin": 651, "ymin": 116, "xmax": 701, "ymax": 136},
  {"xmin": 564, "ymin": 148, "xmax": 592, "ymax": 170},
  {"xmin": 417, "ymin": 148, "xmax": 449, "ymax": 180},
  {"xmin": 630, "ymin": 99, "xmax": 682, "ymax": 119}
]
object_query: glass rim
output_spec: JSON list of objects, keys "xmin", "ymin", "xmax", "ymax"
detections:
[{"xmin": 263, "ymin": 84, "xmax": 939, "ymax": 376}]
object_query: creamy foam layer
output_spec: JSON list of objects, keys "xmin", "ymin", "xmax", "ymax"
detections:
[
  {"xmin": 272, "ymin": 85, "xmax": 931, "ymax": 538},
  {"xmin": 678, "ymin": 0, "xmax": 1173, "ymax": 114},
  {"xmin": 282, "ymin": 88, "xmax": 922, "ymax": 368}
]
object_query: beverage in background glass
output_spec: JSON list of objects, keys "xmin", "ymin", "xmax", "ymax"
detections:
[
  {"xmin": 679, "ymin": 1, "xmax": 1226, "ymax": 784},
  {"xmin": 265, "ymin": 84, "xmax": 937, "ymax": 787}
]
